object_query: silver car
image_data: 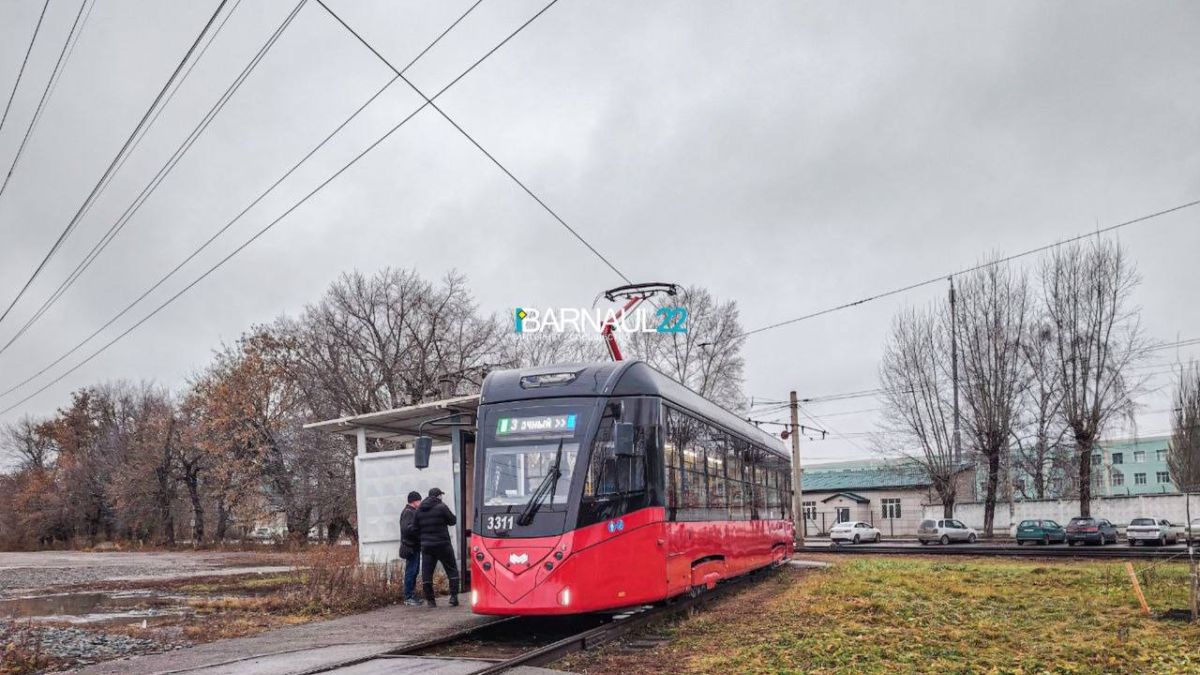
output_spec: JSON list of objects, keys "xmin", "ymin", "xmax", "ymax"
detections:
[
  {"xmin": 1126, "ymin": 517, "xmax": 1181, "ymax": 546},
  {"xmin": 918, "ymin": 518, "xmax": 978, "ymax": 545}
]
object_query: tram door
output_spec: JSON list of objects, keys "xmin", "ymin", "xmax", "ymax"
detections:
[{"xmin": 453, "ymin": 428, "xmax": 476, "ymax": 590}]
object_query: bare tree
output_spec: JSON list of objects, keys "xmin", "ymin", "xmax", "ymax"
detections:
[
  {"xmin": 879, "ymin": 305, "xmax": 960, "ymax": 516},
  {"xmin": 957, "ymin": 263, "xmax": 1028, "ymax": 536},
  {"xmin": 625, "ymin": 286, "xmax": 748, "ymax": 411},
  {"xmin": 1169, "ymin": 362, "xmax": 1200, "ymax": 493},
  {"xmin": 1042, "ymin": 239, "xmax": 1146, "ymax": 517},
  {"xmin": 502, "ymin": 330, "xmax": 606, "ymax": 368},
  {"xmin": 1012, "ymin": 321, "xmax": 1070, "ymax": 499},
  {"xmin": 1, "ymin": 416, "xmax": 55, "ymax": 471},
  {"xmin": 280, "ymin": 268, "xmax": 505, "ymax": 418}
]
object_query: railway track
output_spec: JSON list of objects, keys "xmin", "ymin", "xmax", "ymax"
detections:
[
  {"xmin": 307, "ymin": 565, "xmax": 779, "ymax": 674},
  {"xmin": 799, "ymin": 543, "xmax": 1194, "ymax": 559}
]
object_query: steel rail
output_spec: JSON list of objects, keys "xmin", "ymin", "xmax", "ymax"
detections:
[
  {"xmin": 798, "ymin": 544, "xmax": 1191, "ymax": 559},
  {"xmin": 470, "ymin": 565, "xmax": 779, "ymax": 674}
]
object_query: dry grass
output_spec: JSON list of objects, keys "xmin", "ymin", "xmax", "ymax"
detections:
[
  {"xmin": 560, "ymin": 558, "xmax": 1200, "ymax": 674},
  {"xmin": 4, "ymin": 545, "xmax": 449, "ymax": 671},
  {"xmin": 0, "ymin": 622, "xmax": 60, "ymax": 675}
]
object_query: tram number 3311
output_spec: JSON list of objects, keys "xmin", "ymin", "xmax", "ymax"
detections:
[{"xmin": 487, "ymin": 515, "xmax": 515, "ymax": 531}]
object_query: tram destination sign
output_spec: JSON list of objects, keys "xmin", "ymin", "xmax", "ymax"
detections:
[{"xmin": 496, "ymin": 414, "xmax": 577, "ymax": 436}]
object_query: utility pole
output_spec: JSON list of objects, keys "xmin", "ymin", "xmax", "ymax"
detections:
[
  {"xmin": 949, "ymin": 276, "xmax": 961, "ymax": 465},
  {"xmin": 790, "ymin": 390, "xmax": 805, "ymax": 546}
]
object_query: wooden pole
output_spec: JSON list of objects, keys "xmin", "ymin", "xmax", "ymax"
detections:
[{"xmin": 1125, "ymin": 562, "xmax": 1151, "ymax": 616}]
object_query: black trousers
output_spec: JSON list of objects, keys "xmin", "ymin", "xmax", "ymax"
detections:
[{"xmin": 420, "ymin": 543, "xmax": 459, "ymax": 600}]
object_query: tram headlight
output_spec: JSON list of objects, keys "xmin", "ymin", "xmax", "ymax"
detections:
[
  {"xmin": 471, "ymin": 589, "xmax": 478, "ymax": 606},
  {"xmin": 558, "ymin": 587, "xmax": 571, "ymax": 607}
]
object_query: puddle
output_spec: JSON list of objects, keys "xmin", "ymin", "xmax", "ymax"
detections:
[{"xmin": 0, "ymin": 591, "xmax": 192, "ymax": 625}]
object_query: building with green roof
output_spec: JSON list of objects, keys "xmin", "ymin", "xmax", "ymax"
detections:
[{"xmin": 801, "ymin": 457, "xmax": 976, "ymax": 536}]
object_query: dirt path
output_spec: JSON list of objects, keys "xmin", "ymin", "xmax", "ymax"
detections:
[{"xmin": 0, "ymin": 551, "xmax": 292, "ymax": 597}]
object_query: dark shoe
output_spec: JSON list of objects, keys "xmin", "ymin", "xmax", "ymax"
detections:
[
  {"xmin": 448, "ymin": 595, "xmax": 459, "ymax": 607},
  {"xmin": 426, "ymin": 598, "xmax": 437, "ymax": 607}
]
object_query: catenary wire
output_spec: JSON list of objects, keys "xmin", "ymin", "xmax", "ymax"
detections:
[
  {"xmin": 0, "ymin": 0, "xmax": 485, "ymax": 361},
  {"xmin": 0, "ymin": 0, "xmax": 297, "ymax": 357},
  {"xmin": 742, "ymin": 198, "xmax": 1200, "ymax": 337},
  {"xmin": 0, "ymin": 0, "xmax": 230, "ymax": 330},
  {"xmin": 7, "ymin": 0, "xmax": 249, "ymax": 350},
  {"xmin": 314, "ymin": 0, "xmax": 632, "ymax": 286},
  {"xmin": 0, "ymin": 0, "xmax": 52, "ymax": 140},
  {"xmin": 0, "ymin": 0, "xmax": 483, "ymax": 398},
  {"xmin": 0, "ymin": 0, "xmax": 559, "ymax": 414},
  {"xmin": 0, "ymin": 0, "xmax": 89, "ymax": 201},
  {"xmin": 24, "ymin": 0, "xmax": 96, "ymax": 154}
]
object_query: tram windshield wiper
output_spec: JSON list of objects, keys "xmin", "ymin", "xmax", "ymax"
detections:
[{"xmin": 517, "ymin": 438, "xmax": 563, "ymax": 527}]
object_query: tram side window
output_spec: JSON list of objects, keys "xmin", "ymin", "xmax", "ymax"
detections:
[
  {"xmin": 703, "ymin": 426, "xmax": 728, "ymax": 520},
  {"xmin": 664, "ymin": 433, "xmax": 679, "ymax": 519},
  {"xmin": 680, "ymin": 427, "xmax": 708, "ymax": 520},
  {"xmin": 728, "ymin": 439, "xmax": 750, "ymax": 521}
]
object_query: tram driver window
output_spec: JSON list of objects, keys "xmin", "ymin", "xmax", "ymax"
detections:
[{"xmin": 584, "ymin": 409, "xmax": 647, "ymax": 499}]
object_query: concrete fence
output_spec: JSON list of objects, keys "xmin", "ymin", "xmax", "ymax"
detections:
[{"xmin": 923, "ymin": 493, "xmax": 1200, "ymax": 535}]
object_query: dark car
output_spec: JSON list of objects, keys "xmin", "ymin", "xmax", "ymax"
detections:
[
  {"xmin": 1016, "ymin": 519, "xmax": 1066, "ymax": 545},
  {"xmin": 1066, "ymin": 517, "xmax": 1118, "ymax": 546}
]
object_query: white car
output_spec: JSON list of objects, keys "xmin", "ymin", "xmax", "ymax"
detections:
[
  {"xmin": 830, "ymin": 521, "xmax": 881, "ymax": 544},
  {"xmin": 918, "ymin": 518, "xmax": 979, "ymax": 545},
  {"xmin": 1126, "ymin": 517, "xmax": 1181, "ymax": 546}
]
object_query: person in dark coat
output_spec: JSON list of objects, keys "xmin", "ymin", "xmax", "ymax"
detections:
[
  {"xmin": 411, "ymin": 487, "xmax": 459, "ymax": 607},
  {"xmin": 398, "ymin": 491, "xmax": 422, "ymax": 606}
]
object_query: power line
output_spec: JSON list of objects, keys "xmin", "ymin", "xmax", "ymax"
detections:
[
  {"xmin": 0, "ymin": 0, "xmax": 295, "ymax": 357},
  {"xmin": 0, "ymin": 0, "xmax": 558, "ymax": 414},
  {"xmin": 315, "ymin": 0, "xmax": 632, "ymax": 286},
  {"xmin": 0, "ymin": 0, "xmax": 483, "ymax": 361},
  {"xmin": 0, "ymin": 0, "xmax": 89, "ymax": 201},
  {"xmin": 23, "ymin": 0, "xmax": 97, "ymax": 159},
  {"xmin": 0, "ymin": 0, "xmax": 231, "ymax": 330},
  {"xmin": 0, "ymin": 0, "xmax": 51, "ymax": 139},
  {"xmin": 743, "ymin": 198, "xmax": 1200, "ymax": 337}
]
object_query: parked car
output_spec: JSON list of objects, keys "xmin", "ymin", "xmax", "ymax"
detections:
[
  {"xmin": 918, "ymin": 518, "xmax": 978, "ymax": 545},
  {"xmin": 1065, "ymin": 517, "xmax": 1118, "ymax": 545},
  {"xmin": 830, "ymin": 521, "xmax": 881, "ymax": 544},
  {"xmin": 1015, "ymin": 519, "xmax": 1066, "ymax": 545},
  {"xmin": 1187, "ymin": 519, "xmax": 1200, "ymax": 544},
  {"xmin": 1126, "ymin": 517, "xmax": 1181, "ymax": 546}
]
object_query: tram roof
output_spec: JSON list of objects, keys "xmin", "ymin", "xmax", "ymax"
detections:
[{"xmin": 482, "ymin": 360, "xmax": 791, "ymax": 460}]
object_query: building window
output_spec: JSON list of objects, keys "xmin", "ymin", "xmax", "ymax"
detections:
[
  {"xmin": 1112, "ymin": 471, "xmax": 1124, "ymax": 487},
  {"xmin": 1135, "ymin": 473, "xmax": 1147, "ymax": 485},
  {"xmin": 1157, "ymin": 471, "xmax": 1170, "ymax": 484},
  {"xmin": 802, "ymin": 501, "xmax": 816, "ymax": 520},
  {"xmin": 1134, "ymin": 451, "xmax": 1146, "ymax": 463},
  {"xmin": 1091, "ymin": 454, "xmax": 1102, "ymax": 466},
  {"xmin": 1111, "ymin": 452, "xmax": 1123, "ymax": 465},
  {"xmin": 882, "ymin": 498, "xmax": 901, "ymax": 519},
  {"xmin": 1157, "ymin": 449, "xmax": 1168, "ymax": 463}
]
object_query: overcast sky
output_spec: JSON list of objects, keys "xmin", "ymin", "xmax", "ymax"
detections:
[{"xmin": 0, "ymin": 0, "xmax": 1197, "ymax": 466}]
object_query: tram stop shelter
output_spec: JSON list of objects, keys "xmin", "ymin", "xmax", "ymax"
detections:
[{"xmin": 304, "ymin": 395, "xmax": 480, "ymax": 582}]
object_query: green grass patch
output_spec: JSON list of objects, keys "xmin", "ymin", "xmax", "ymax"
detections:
[{"xmin": 676, "ymin": 559, "xmax": 1200, "ymax": 674}]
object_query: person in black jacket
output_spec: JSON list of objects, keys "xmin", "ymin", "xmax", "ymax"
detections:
[
  {"xmin": 410, "ymin": 487, "xmax": 459, "ymax": 607},
  {"xmin": 398, "ymin": 491, "xmax": 422, "ymax": 606}
]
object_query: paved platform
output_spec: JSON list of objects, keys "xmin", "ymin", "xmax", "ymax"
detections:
[{"xmin": 67, "ymin": 601, "xmax": 505, "ymax": 675}]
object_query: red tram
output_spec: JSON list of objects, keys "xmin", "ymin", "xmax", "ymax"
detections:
[{"xmin": 469, "ymin": 360, "xmax": 794, "ymax": 615}]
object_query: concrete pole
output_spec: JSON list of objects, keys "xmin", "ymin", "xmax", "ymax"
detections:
[
  {"xmin": 790, "ymin": 390, "xmax": 805, "ymax": 546},
  {"xmin": 949, "ymin": 276, "xmax": 961, "ymax": 465},
  {"xmin": 356, "ymin": 427, "xmax": 367, "ymax": 457}
]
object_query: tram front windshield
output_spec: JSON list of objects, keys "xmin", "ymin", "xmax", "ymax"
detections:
[{"xmin": 482, "ymin": 442, "xmax": 580, "ymax": 507}]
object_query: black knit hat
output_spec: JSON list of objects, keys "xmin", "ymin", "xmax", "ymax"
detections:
[{"xmin": 407, "ymin": 491, "xmax": 421, "ymax": 502}]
